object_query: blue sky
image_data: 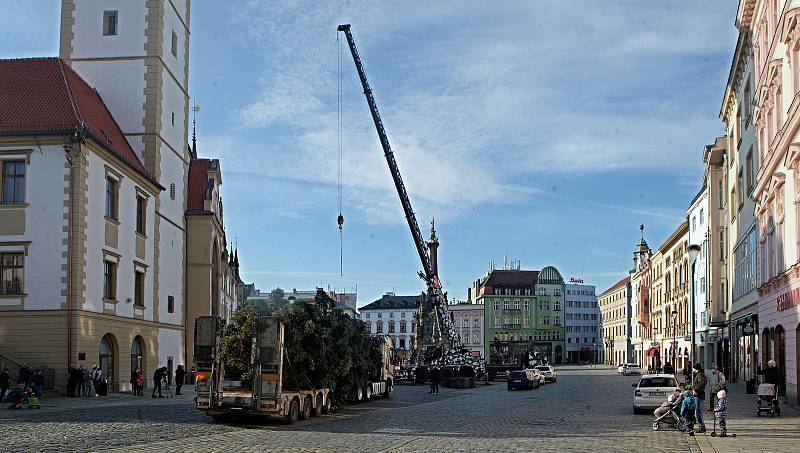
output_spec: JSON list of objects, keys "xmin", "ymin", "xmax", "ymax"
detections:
[{"xmin": 3, "ymin": 1, "xmax": 738, "ymax": 306}]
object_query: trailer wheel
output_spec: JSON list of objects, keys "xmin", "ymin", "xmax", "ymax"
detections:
[
  {"xmin": 300, "ymin": 396, "xmax": 312, "ymax": 420},
  {"xmin": 285, "ymin": 399, "xmax": 299, "ymax": 425},
  {"xmin": 365, "ymin": 384, "xmax": 373, "ymax": 400},
  {"xmin": 313, "ymin": 394, "xmax": 323, "ymax": 417},
  {"xmin": 355, "ymin": 386, "xmax": 364, "ymax": 403},
  {"xmin": 383, "ymin": 379, "xmax": 392, "ymax": 398}
]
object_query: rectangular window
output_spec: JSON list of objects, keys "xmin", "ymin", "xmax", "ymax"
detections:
[
  {"xmin": 171, "ymin": 30, "xmax": 178, "ymax": 57},
  {"xmin": 168, "ymin": 295, "xmax": 175, "ymax": 313},
  {"xmin": 523, "ymin": 315, "xmax": 529, "ymax": 326},
  {"xmin": 719, "ymin": 230, "xmax": 725, "ymax": 261},
  {"xmin": 105, "ymin": 177, "xmax": 118, "ymax": 219},
  {"xmin": 400, "ymin": 322, "xmax": 407, "ymax": 333},
  {"xmin": 718, "ymin": 179, "xmax": 724, "ymax": 209},
  {"xmin": 515, "ymin": 288, "xmax": 521, "ymax": 295},
  {"xmin": 513, "ymin": 300, "xmax": 520, "ymax": 310},
  {"xmin": 524, "ymin": 288, "xmax": 531, "ymax": 295},
  {"xmin": 134, "ymin": 271, "xmax": 145, "ymax": 307},
  {"xmin": 493, "ymin": 315, "xmax": 500, "ymax": 327},
  {"xmin": 493, "ymin": 300, "xmax": 500, "ymax": 311},
  {"xmin": 0, "ymin": 253, "xmax": 24, "ymax": 295},
  {"xmin": 554, "ymin": 300, "xmax": 561, "ymax": 311},
  {"xmin": 389, "ymin": 312, "xmax": 394, "ymax": 318},
  {"xmin": 503, "ymin": 300, "xmax": 510, "ymax": 309},
  {"xmin": 136, "ymin": 195, "xmax": 146, "ymax": 235},
  {"xmin": 103, "ymin": 11, "xmax": 118, "ymax": 36},
  {"xmin": 376, "ymin": 322, "xmax": 383, "ymax": 334},
  {"xmin": 388, "ymin": 322, "xmax": 395, "ymax": 333},
  {"xmin": 746, "ymin": 148, "xmax": 754, "ymax": 195},
  {"xmin": 473, "ymin": 319, "xmax": 479, "ymax": 328},
  {"xmin": 399, "ymin": 338, "xmax": 406, "ymax": 349},
  {"xmin": 103, "ymin": 260, "xmax": 116, "ymax": 300},
  {"xmin": 737, "ymin": 169, "xmax": 744, "ymax": 209},
  {"xmin": 744, "ymin": 81, "xmax": 751, "ymax": 123},
  {"xmin": 1, "ymin": 161, "xmax": 25, "ymax": 204},
  {"xmin": 401, "ymin": 312, "xmax": 405, "ymax": 318},
  {"xmin": 700, "ymin": 208, "xmax": 705, "ymax": 226}
]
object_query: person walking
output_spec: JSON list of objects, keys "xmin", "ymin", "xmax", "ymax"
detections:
[
  {"xmin": 758, "ymin": 359, "xmax": 780, "ymax": 385},
  {"xmin": 708, "ymin": 364, "xmax": 726, "ymax": 411},
  {"xmin": 0, "ymin": 368, "xmax": 9, "ymax": 400},
  {"xmin": 430, "ymin": 364, "xmax": 441, "ymax": 395},
  {"xmin": 33, "ymin": 369, "xmax": 44, "ymax": 396},
  {"xmin": 135, "ymin": 368, "xmax": 145, "ymax": 396},
  {"xmin": 83, "ymin": 367, "xmax": 93, "ymax": 397},
  {"xmin": 90, "ymin": 365, "xmax": 102, "ymax": 397},
  {"xmin": 152, "ymin": 366, "xmax": 166, "ymax": 398},
  {"xmin": 691, "ymin": 362, "xmax": 707, "ymax": 433},
  {"xmin": 175, "ymin": 365, "xmax": 186, "ymax": 396}
]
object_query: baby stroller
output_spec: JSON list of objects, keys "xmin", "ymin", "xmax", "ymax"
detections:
[
  {"xmin": 756, "ymin": 383, "xmax": 780, "ymax": 417},
  {"xmin": 652, "ymin": 394, "xmax": 685, "ymax": 431}
]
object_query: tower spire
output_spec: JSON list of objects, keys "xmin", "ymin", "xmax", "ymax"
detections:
[{"xmin": 191, "ymin": 102, "xmax": 199, "ymax": 159}]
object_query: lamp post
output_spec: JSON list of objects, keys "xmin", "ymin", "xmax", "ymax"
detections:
[
  {"xmin": 688, "ymin": 244, "xmax": 701, "ymax": 370},
  {"xmin": 671, "ymin": 309, "xmax": 678, "ymax": 369},
  {"xmin": 593, "ymin": 342, "xmax": 597, "ymax": 367}
]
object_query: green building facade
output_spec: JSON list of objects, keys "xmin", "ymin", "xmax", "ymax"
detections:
[{"xmin": 475, "ymin": 266, "xmax": 566, "ymax": 364}]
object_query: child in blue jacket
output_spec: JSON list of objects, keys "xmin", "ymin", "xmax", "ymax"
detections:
[{"xmin": 680, "ymin": 390, "xmax": 696, "ymax": 436}]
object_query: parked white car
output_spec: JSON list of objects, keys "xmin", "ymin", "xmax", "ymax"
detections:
[
  {"xmin": 621, "ymin": 364, "xmax": 641, "ymax": 375},
  {"xmin": 526, "ymin": 368, "xmax": 546, "ymax": 385},
  {"xmin": 534, "ymin": 365, "xmax": 557, "ymax": 383},
  {"xmin": 632, "ymin": 374, "xmax": 680, "ymax": 414},
  {"xmin": 618, "ymin": 363, "xmax": 638, "ymax": 374}
]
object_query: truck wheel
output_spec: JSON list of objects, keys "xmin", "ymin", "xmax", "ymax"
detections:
[
  {"xmin": 383, "ymin": 379, "xmax": 392, "ymax": 398},
  {"xmin": 323, "ymin": 394, "xmax": 332, "ymax": 414},
  {"xmin": 313, "ymin": 394, "xmax": 323, "ymax": 417},
  {"xmin": 285, "ymin": 399, "xmax": 299, "ymax": 425},
  {"xmin": 365, "ymin": 385, "xmax": 373, "ymax": 400},
  {"xmin": 300, "ymin": 397, "xmax": 312, "ymax": 420},
  {"xmin": 355, "ymin": 386, "xmax": 364, "ymax": 403}
]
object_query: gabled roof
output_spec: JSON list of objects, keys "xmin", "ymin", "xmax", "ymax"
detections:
[
  {"xmin": 483, "ymin": 270, "xmax": 540, "ymax": 288},
  {"xmin": 360, "ymin": 294, "xmax": 421, "ymax": 311},
  {"xmin": 0, "ymin": 57, "xmax": 159, "ymax": 187},
  {"xmin": 187, "ymin": 158, "xmax": 211, "ymax": 213},
  {"xmin": 600, "ymin": 276, "xmax": 631, "ymax": 297}
]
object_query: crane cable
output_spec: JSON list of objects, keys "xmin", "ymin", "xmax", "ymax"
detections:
[{"xmin": 337, "ymin": 32, "xmax": 344, "ymax": 276}]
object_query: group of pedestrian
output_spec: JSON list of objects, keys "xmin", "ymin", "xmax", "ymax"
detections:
[
  {"xmin": 149, "ymin": 364, "xmax": 186, "ymax": 398},
  {"xmin": 427, "ymin": 364, "xmax": 440, "ymax": 395},
  {"xmin": 1, "ymin": 365, "xmax": 46, "ymax": 410},
  {"xmin": 677, "ymin": 362, "xmax": 729, "ymax": 436},
  {"xmin": 67, "ymin": 364, "xmax": 106, "ymax": 397},
  {"xmin": 130, "ymin": 368, "xmax": 145, "ymax": 396}
]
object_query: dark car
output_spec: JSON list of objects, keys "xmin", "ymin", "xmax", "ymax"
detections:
[{"xmin": 507, "ymin": 370, "xmax": 537, "ymax": 390}]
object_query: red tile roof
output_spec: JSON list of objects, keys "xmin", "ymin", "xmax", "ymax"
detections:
[
  {"xmin": 0, "ymin": 58, "xmax": 159, "ymax": 187},
  {"xmin": 483, "ymin": 270, "xmax": 540, "ymax": 289},
  {"xmin": 600, "ymin": 275, "xmax": 631, "ymax": 297},
  {"xmin": 187, "ymin": 158, "xmax": 211, "ymax": 212}
]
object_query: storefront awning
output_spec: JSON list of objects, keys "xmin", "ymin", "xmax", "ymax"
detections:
[
  {"xmin": 731, "ymin": 313, "xmax": 757, "ymax": 326},
  {"xmin": 646, "ymin": 347, "xmax": 660, "ymax": 358}
]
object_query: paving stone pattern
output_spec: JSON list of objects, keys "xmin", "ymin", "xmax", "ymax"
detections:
[{"xmin": 0, "ymin": 368, "xmax": 704, "ymax": 452}]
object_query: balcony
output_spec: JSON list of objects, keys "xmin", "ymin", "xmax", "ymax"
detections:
[{"xmin": 502, "ymin": 324, "xmax": 522, "ymax": 329}]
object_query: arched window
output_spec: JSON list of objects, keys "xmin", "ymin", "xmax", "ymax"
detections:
[
  {"xmin": 554, "ymin": 315, "xmax": 561, "ymax": 326},
  {"xmin": 100, "ymin": 334, "xmax": 116, "ymax": 386},
  {"xmin": 131, "ymin": 336, "xmax": 144, "ymax": 376}
]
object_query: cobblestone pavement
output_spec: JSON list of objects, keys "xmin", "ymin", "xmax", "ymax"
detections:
[{"xmin": 0, "ymin": 367, "xmax": 703, "ymax": 452}]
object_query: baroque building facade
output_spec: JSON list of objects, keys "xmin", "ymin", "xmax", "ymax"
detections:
[{"xmin": 599, "ymin": 276, "xmax": 631, "ymax": 366}]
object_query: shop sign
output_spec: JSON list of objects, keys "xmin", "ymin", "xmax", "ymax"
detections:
[
  {"xmin": 743, "ymin": 325, "xmax": 754, "ymax": 335},
  {"xmin": 569, "ymin": 278, "xmax": 584, "ymax": 284},
  {"xmin": 776, "ymin": 288, "xmax": 800, "ymax": 312}
]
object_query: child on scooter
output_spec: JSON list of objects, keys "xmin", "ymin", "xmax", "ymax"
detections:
[{"xmin": 714, "ymin": 389, "xmax": 728, "ymax": 437}]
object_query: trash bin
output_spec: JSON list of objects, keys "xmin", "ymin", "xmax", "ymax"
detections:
[{"xmin": 746, "ymin": 378, "xmax": 756, "ymax": 394}]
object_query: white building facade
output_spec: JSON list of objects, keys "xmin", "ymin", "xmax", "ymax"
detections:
[
  {"xmin": 689, "ymin": 187, "xmax": 715, "ymax": 372},
  {"xmin": 449, "ymin": 302, "xmax": 485, "ymax": 358},
  {"xmin": 359, "ymin": 293, "xmax": 419, "ymax": 350},
  {"xmin": 565, "ymin": 282, "xmax": 599, "ymax": 363}
]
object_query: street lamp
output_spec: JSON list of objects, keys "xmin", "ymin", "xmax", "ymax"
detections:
[
  {"xmin": 688, "ymin": 243, "xmax": 701, "ymax": 370},
  {"xmin": 593, "ymin": 342, "xmax": 597, "ymax": 367},
  {"xmin": 671, "ymin": 308, "xmax": 678, "ymax": 369}
]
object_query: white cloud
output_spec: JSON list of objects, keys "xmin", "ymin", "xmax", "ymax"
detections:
[{"xmin": 210, "ymin": 0, "xmax": 736, "ymax": 226}]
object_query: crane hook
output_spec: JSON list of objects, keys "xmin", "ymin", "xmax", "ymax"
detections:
[{"xmin": 337, "ymin": 213, "xmax": 344, "ymax": 230}]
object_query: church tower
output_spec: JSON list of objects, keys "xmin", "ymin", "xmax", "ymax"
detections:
[{"xmin": 60, "ymin": 1, "xmax": 190, "ymax": 353}]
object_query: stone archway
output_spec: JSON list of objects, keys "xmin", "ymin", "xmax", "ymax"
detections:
[{"xmin": 100, "ymin": 334, "xmax": 117, "ymax": 391}]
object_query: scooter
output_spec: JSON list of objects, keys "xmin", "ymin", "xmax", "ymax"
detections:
[{"xmin": 709, "ymin": 414, "xmax": 736, "ymax": 437}]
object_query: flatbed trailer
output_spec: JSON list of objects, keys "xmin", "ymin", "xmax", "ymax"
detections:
[{"xmin": 194, "ymin": 316, "xmax": 331, "ymax": 423}]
